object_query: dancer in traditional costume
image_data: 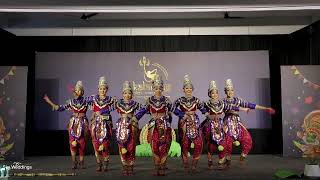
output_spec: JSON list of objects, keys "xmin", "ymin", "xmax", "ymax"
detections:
[
  {"xmin": 43, "ymin": 81, "xmax": 90, "ymax": 169},
  {"xmin": 201, "ymin": 80, "xmax": 249, "ymax": 170},
  {"xmin": 89, "ymin": 76, "xmax": 117, "ymax": 172},
  {"xmin": 173, "ymin": 75, "xmax": 205, "ymax": 174},
  {"xmin": 223, "ymin": 79, "xmax": 275, "ymax": 166},
  {"xmin": 135, "ymin": 75, "xmax": 173, "ymax": 176},
  {"xmin": 115, "ymin": 81, "xmax": 142, "ymax": 176}
]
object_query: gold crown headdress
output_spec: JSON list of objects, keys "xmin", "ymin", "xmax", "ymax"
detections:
[
  {"xmin": 209, "ymin": 80, "xmax": 218, "ymax": 92},
  {"xmin": 122, "ymin": 81, "xmax": 133, "ymax": 92},
  {"xmin": 75, "ymin": 80, "xmax": 84, "ymax": 90},
  {"xmin": 224, "ymin": 79, "xmax": 234, "ymax": 90},
  {"xmin": 152, "ymin": 74, "xmax": 164, "ymax": 90},
  {"xmin": 98, "ymin": 76, "xmax": 108, "ymax": 88},
  {"xmin": 183, "ymin": 74, "xmax": 193, "ymax": 89}
]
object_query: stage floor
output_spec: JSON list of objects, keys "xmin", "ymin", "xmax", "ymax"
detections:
[{"xmin": 7, "ymin": 155, "xmax": 307, "ymax": 180}]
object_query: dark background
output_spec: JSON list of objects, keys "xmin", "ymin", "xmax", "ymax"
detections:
[{"xmin": 1, "ymin": 19, "xmax": 320, "ymax": 157}]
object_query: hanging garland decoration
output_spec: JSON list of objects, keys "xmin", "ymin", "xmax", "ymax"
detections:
[
  {"xmin": 0, "ymin": 66, "xmax": 16, "ymax": 85},
  {"xmin": 291, "ymin": 66, "xmax": 320, "ymax": 90},
  {"xmin": 0, "ymin": 66, "xmax": 16, "ymax": 106}
]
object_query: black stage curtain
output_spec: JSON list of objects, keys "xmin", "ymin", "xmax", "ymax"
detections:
[
  {"xmin": 0, "ymin": 28, "xmax": 35, "ymax": 159},
  {"xmin": 1, "ymin": 20, "xmax": 320, "ymax": 156}
]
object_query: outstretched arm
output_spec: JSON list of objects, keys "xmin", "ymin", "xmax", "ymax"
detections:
[
  {"xmin": 255, "ymin": 105, "xmax": 275, "ymax": 114},
  {"xmin": 99, "ymin": 97, "xmax": 118, "ymax": 115},
  {"xmin": 172, "ymin": 99, "xmax": 185, "ymax": 119},
  {"xmin": 135, "ymin": 99, "xmax": 150, "ymax": 120},
  {"xmin": 43, "ymin": 94, "xmax": 72, "ymax": 112},
  {"xmin": 198, "ymin": 100, "xmax": 207, "ymax": 114},
  {"xmin": 166, "ymin": 98, "xmax": 173, "ymax": 123},
  {"xmin": 238, "ymin": 97, "xmax": 275, "ymax": 114},
  {"xmin": 43, "ymin": 94, "xmax": 59, "ymax": 111},
  {"xmin": 239, "ymin": 107, "xmax": 250, "ymax": 113},
  {"xmin": 224, "ymin": 102, "xmax": 241, "ymax": 111},
  {"xmin": 223, "ymin": 102, "xmax": 250, "ymax": 114},
  {"xmin": 135, "ymin": 106, "xmax": 148, "ymax": 120},
  {"xmin": 238, "ymin": 98, "xmax": 256, "ymax": 109}
]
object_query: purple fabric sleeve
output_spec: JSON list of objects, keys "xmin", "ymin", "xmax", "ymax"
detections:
[
  {"xmin": 173, "ymin": 108, "xmax": 185, "ymax": 119},
  {"xmin": 135, "ymin": 106, "xmax": 148, "ymax": 120}
]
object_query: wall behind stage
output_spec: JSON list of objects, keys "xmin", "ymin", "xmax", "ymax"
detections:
[
  {"xmin": 0, "ymin": 66, "xmax": 28, "ymax": 160},
  {"xmin": 35, "ymin": 51, "xmax": 271, "ymax": 130},
  {"xmin": 281, "ymin": 66, "xmax": 320, "ymax": 157}
]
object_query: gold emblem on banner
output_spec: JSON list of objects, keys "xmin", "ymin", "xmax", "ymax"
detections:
[{"xmin": 133, "ymin": 56, "xmax": 171, "ymax": 100}]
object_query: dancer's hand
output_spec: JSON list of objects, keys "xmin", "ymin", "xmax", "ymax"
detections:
[
  {"xmin": 43, "ymin": 94, "xmax": 58, "ymax": 110},
  {"xmin": 43, "ymin": 94, "xmax": 50, "ymax": 103},
  {"xmin": 265, "ymin": 108, "xmax": 275, "ymax": 115}
]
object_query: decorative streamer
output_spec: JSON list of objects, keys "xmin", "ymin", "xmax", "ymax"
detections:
[
  {"xmin": 0, "ymin": 66, "xmax": 16, "ymax": 85},
  {"xmin": 291, "ymin": 66, "xmax": 320, "ymax": 90}
]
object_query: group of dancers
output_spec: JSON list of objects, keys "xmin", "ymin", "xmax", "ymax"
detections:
[{"xmin": 43, "ymin": 75, "xmax": 275, "ymax": 176}]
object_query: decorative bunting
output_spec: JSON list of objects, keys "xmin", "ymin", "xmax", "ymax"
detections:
[
  {"xmin": 8, "ymin": 70, "xmax": 14, "ymax": 76},
  {"xmin": 298, "ymin": 75, "xmax": 304, "ymax": 80},
  {"xmin": 0, "ymin": 66, "xmax": 16, "ymax": 86},
  {"xmin": 291, "ymin": 66, "xmax": 320, "ymax": 90}
]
